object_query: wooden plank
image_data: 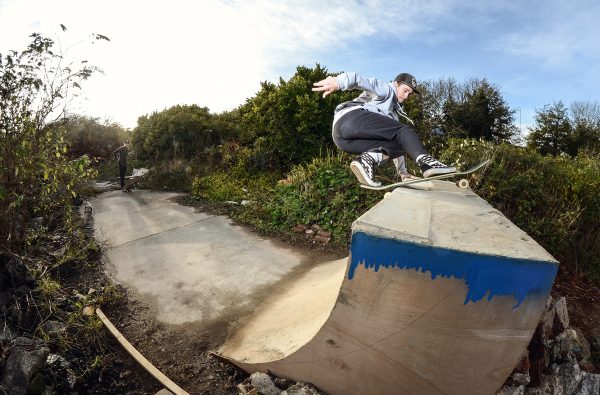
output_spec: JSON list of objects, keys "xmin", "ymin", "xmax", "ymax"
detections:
[{"xmin": 96, "ymin": 308, "xmax": 190, "ymax": 395}]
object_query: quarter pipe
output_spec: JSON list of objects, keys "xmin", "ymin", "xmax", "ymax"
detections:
[{"xmin": 218, "ymin": 181, "xmax": 558, "ymax": 394}]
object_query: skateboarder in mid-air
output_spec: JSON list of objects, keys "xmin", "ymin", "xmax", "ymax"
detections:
[{"xmin": 312, "ymin": 72, "xmax": 456, "ymax": 187}]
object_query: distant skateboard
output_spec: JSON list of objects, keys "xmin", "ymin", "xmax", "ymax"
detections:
[
  {"xmin": 361, "ymin": 159, "xmax": 490, "ymax": 191},
  {"xmin": 122, "ymin": 168, "xmax": 149, "ymax": 192}
]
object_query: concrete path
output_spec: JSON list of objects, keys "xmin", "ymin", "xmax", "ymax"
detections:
[{"xmin": 89, "ymin": 190, "xmax": 335, "ymax": 326}]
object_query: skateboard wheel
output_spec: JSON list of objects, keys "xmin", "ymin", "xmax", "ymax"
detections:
[
  {"xmin": 384, "ymin": 192, "xmax": 392, "ymax": 199},
  {"xmin": 457, "ymin": 179, "xmax": 469, "ymax": 189}
]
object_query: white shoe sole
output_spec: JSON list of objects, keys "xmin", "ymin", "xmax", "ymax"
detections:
[
  {"xmin": 422, "ymin": 167, "xmax": 457, "ymax": 178},
  {"xmin": 350, "ymin": 161, "xmax": 381, "ymax": 187}
]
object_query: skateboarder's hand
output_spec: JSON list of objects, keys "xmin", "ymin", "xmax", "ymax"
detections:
[{"xmin": 312, "ymin": 76, "xmax": 339, "ymax": 98}]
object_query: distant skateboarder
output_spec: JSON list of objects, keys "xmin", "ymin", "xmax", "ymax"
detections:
[
  {"xmin": 113, "ymin": 141, "xmax": 129, "ymax": 191},
  {"xmin": 312, "ymin": 72, "xmax": 456, "ymax": 187}
]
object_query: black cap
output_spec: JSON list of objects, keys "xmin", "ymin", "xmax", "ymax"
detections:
[{"xmin": 394, "ymin": 73, "xmax": 420, "ymax": 95}]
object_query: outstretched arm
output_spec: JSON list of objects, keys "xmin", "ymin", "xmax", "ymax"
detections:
[{"xmin": 313, "ymin": 73, "xmax": 391, "ymax": 99}]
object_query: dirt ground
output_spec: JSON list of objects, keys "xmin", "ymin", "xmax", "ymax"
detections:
[
  {"xmin": 98, "ymin": 220, "xmax": 345, "ymax": 395},
  {"xmin": 92, "ymin": 203, "xmax": 600, "ymax": 394}
]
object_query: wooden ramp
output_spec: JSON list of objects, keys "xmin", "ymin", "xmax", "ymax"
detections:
[{"xmin": 218, "ymin": 181, "xmax": 558, "ymax": 395}]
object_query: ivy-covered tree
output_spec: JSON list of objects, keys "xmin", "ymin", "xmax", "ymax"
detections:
[
  {"xmin": 526, "ymin": 101, "xmax": 573, "ymax": 156},
  {"xmin": 0, "ymin": 30, "xmax": 105, "ymax": 247}
]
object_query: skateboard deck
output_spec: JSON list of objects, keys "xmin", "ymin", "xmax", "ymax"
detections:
[
  {"xmin": 123, "ymin": 168, "xmax": 149, "ymax": 192},
  {"xmin": 361, "ymin": 159, "xmax": 490, "ymax": 191}
]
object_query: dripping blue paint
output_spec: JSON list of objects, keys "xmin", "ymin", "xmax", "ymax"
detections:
[{"xmin": 349, "ymin": 232, "xmax": 557, "ymax": 308}]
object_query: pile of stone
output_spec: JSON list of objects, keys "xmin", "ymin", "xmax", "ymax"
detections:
[
  {"xmin": 498, "ymin": 296, "xmax": 600, "ymax": 395},
  {"xmin": 292, "ymin": 224, "xmax": 332, "ymax": 245},
  {"xmin": 237, "ymin": 372, "xmax": 324, "ymax": 395}
]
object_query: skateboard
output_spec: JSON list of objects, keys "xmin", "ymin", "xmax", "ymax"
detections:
[
  {"xmin": 360, "ymin": 159, "xmax": 490, "ymax": 191},
  {"xmin": 122, "ymin": 168, "xmax": 149, "ymax": 192}
]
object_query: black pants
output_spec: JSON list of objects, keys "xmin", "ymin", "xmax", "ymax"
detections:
[
  {"xmin": 332, "ymin": 108, "xmax": 426, "ymax": 159},
  {"xmin": 119, "ymin": 163, "xmax": 127, "ymax": 188}
]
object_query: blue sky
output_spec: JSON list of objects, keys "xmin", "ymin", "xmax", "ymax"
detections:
[{"xmin": 1, "ymin": 0, "xmax": 599, "ymax": 134}]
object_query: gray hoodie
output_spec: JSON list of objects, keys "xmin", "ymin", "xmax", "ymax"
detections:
[{"xmin": 333, "ymin": 72, "xmax": 402, "ymax": 126}]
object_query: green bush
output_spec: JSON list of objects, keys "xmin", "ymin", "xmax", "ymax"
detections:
[
  {"xmin": 262, "ymin": 151, "xmax": 381, "ymax": 244},
  {"xmin": 192, "ymin": 172, "xmax": 249, "ymax": 202}
]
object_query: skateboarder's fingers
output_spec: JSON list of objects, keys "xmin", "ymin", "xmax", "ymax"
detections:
[{"xmin": 312, "ymin": 77, "xmax": 339, "ymax": 98}]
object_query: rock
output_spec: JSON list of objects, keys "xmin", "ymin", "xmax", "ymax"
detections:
[
  {"xmin": 50, "ymin": 245, "xmax": 67, "ymax": 259},
  {"xmin": 250, "ymin": 372, "xmax": 281, "ymax": 395},
  {"xmin": 273, "ymin": 377, "xmax": 293, "ymax": 388},
  {"xmin": 46, "ymin": 353, "xmax": 70, "ymax": 369},
  {"xmin": 551, "ymin": 330, "xmax": 576, "ymax": 362},
  {"xmin": 0, "ymin": 326, "xmax": 13, "ymax": 342},
  {"xmin": 0, "ymin": 337, "xmax": 49, "ymax": 395},
  {"xmin": 282, "ymin": 382, "xmax": 324, "ymax": 395},
  {"xmin": 511, "ymin": 373, "xmax": 531, "ymax": 386},
  {"xmin": 42, "ymin": 320, "xmax": 67, "ymax": 337},
  {"xmin": 82, "ymin": 305, "xmax": 96, "ymax": 316},
  {"xmin": 317, "ymin": 230, "xmax": 331, "ymax": 238},
  {"xmin": 557, "ymin": 359, "xmax": 584, "ymax": 394},
  {"xmin": 292, "ymin": 225, "xmax": 308, "ymax": 233},
  {"xmin": 539, "ymin": 296, "xmax": 556, "ymax": 342},
  {"xmin": 309, "ymin": 224, "xmax": 324, "ymax": 232},
  {"xmin": 497, "ymin": 385, "xmax": 525, "ymax": 395},
  {"xmin": 553, "ymin": 297, "xmax": 570, "ymax": 336},
  {"xmin": 573, "ymin": 372, "xmax": 600, "ymax": 395},
  {"xmin": 314, "ymin": 235, "xmax": 331, "ymax": 245},
  {"xmin": 524, "ymin": 374, "xmax": 563, "ymax": 395},
  {"xmin": 572, "ymin": 327, "xmax": 592, "ymax": 363}
]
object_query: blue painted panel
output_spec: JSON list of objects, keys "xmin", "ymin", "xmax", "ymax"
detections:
[{"xmin": 349, "ymin": 232, "xmax": 557, "ymax": 308}]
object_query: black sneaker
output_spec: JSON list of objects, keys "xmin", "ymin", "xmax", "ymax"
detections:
[
  {"xmin": 350, "ymin": 153, "xmax": 381, "ymax": 187},
  {"xmin": 417, "ymin": 154, "xmax": 456, "ymax": 178}
]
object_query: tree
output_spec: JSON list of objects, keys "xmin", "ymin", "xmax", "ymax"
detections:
[
  {"xmin": 526, "ymin": 102, "xmax": 573, "ymax": 156},
  {"xmin": 237, "ymin": 64, "xmax": 355, "ymax": 171},
  {"xmin": 417, "ymin": 77, "xmax": 462, "ymax": 137},
  {"xmin": 131, "ymin": 104, "xmax": 221, "ymax": 160},
  {"xmin": 570, "ymin": 101, "xmax": 600, "ymax": 154},
  {"xmin": 47, "ymin": 115, "xmax": 129, "ymax": 159},
  {"xmin": 442, "ymin": 79, "xmax": 517, "ymax": 142},
  {"xmin": 0, "ymin": 30, "xmax": 105, "ymax": 247}
]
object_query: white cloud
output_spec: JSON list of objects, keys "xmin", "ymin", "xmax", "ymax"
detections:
[
  {"xmin": 490, "ymin": 1, "xmax": 600, "ymax": 69},
  {"xmin": 9, "ymin": 0, "xmax": 595, "ymax": 130},
  {"xmin": 1, "ymin": 0, "xmax": 462, "ymax": 128}
]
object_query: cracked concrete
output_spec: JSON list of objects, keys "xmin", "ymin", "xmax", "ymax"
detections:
[{"xmin": 89, "ymin": 190, "xmax": 336, "ymax": 326}]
